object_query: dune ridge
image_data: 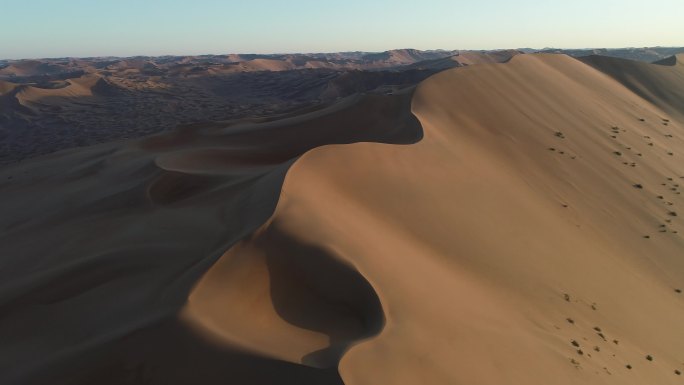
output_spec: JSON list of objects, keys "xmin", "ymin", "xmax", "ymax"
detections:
[
  {"xmin": 10, "ymin": 48, "xmax": 675, "ymax": 165},
  {"xmin": 188, "ymin": 53, "xmax": 684, "ymax": 385},
  {"xmin": 1, "ymin": 53, "xmax": 683, "ymax": 384},
  {"xmin": 581, "ymin": 54, "xmax": 684, "ymax": 119},
  {"xmin": 404, "ymin": 49, "xmax": 522, "ymax": 70},
  {"xmin": 0, "ymin": 89, "xmax": 420, "ymax": 384}
]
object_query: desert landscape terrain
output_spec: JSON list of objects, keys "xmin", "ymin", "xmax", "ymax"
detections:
[
  {"xmin": 1, "ymin": 47, "xmax": 684, "ymax": 385},
  {"xmin": 2, "ymin": 47, "xmax": 679, "ymax": 164},
  {"xmin": 0, "ymin": 49, "xmax": 520, "ymax": 164}
]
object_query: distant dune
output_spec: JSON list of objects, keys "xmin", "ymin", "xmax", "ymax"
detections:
[
  {"xmin": 3, "ymin": 48, "xmax": 683, "ymax": 164},
  {"xmin": 0, "ymin": 49, "xmax": 463, "ymax": 164},
  {"xmin": 580, "ymin": 54, "xmax": 684, "ymax": 119},
  {"xmin": 0, "ymin": 89, "xmax": 421, "ymax": 384},
  {"xmin": 404, "ymin": 49, "xmax": 522, "ymax": 70},
  {"xmin": 540, "ymin": 47, "xmax": 684, "ymax": 63},
  {"xmin": 1, "ymin": 53, "xmax": 683, "ymax": 384},
  {"xmin": 14, "ymin": 75, "xmax": 118, "ymax": 104},
  {"xmin": 0, "ymin": 80, "xmax": 18, "ymax": 94},
  {"xmin": 232, "ymin": 53, "xmax": 684, "ymax": 384},
  {"xmin": 0, "ymin": 60, "xmax": 69, "ymax": 77}
]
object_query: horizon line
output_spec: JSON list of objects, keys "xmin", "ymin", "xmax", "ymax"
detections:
[{"xmin": 2, "ymin": 45, "xmax": 683, "ymax": 62}]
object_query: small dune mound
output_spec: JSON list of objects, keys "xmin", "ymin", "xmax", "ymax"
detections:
[
  {"xmin": 146, "ymin": 170, "xmax": 225, "ymax": 205},
  {"xmin": 0, "ymin": 60, "xmax": 69, "ymax": 77},
  {"xmin": 9, "ymin": 75, "xmax": 121, "ymax": 109},
  {"xmin": 404, "ymin": 50, "xmax": 522, "ymax": 70},
  {"xmin": 141, "ymin": 90, "xmax": 422, "ymax": 153}
]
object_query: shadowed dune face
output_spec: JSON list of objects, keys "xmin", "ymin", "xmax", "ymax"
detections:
[
  {"xmin": 581, "ymin": 54, "xmax": 684, "ymax": 119},
  {"xmin": 0, "ymin": 58, "xmax": 431, "ymax": 164},
  {"xmin": 0, "ymin": 91, "xmax": 420, "ymax": 384},
  {"xmin": 142, "ymin": 91, "xmax": 422, "ymax": 155},
  {"xmin": 183, "ymin": 220, "xmax": 384, "ymax": 368},
  {"xmin": 32, "ymin": 319, "xmax": 346, "ymax": 385}
]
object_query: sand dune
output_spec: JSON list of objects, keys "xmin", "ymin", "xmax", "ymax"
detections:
[
  {"xmin": 191, "ymin": 54, "xmax": 684, "ymax": 384},
  {"xmin": 0, "ymin": 80, "xmax": 18, "ymax": 95},
  {"xmin": 0, "ymin": 60, "xmax": 69, "ymax": 77},
  {"xmin": 1, "ymin": 53, "xmax": 683, "ymax": 384},
  {"xmin": 0, "ymin": 89, "xmax": 420, "ymax": 384},
  {"xmin": 14, "ymin": 75, "xmax": 118, "ymax": 105},
  {"xmin": 581, "ymin": 54, "xmax": 684, "ymax": 119},
  {"xmin": 404, "ymin": 49, "xmax": 522, "ymax": 70}
]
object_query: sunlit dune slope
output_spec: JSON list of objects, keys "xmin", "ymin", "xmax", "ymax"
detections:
[
  {"xmin": 189, "ymin": 53, "xmax": 684, "ymax": 385},
  {"xmin": 1, "ymin": 53, "xmax": 684, "ymax": 385},
  {"xmin": 581, "ymin": 54, "xmax": 684, "ymax": 119}
]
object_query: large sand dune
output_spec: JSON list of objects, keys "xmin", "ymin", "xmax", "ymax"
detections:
[
  {"xmin": 0, "ymin": 90, "xmax": 420, "ymax": 384},
  {"xmin": 1, "ymin": 53, "xmax": 683, "ymax": 384}
]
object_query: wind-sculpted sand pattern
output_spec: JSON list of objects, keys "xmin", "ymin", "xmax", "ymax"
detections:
[
  {"xmin": 0, "ymin": 90, "xmax": 421, "ymax": 384},
  {"xmin": 1, "ymin": 53, "xmax": 684, "ymax": 385}
]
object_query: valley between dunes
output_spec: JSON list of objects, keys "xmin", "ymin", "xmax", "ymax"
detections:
[{"xmin": 1, "ymin": 53, "xmax": 683, "ymax": 384}]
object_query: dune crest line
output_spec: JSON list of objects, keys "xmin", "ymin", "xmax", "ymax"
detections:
[
  {"xmin": 1, "ymin": 53, "xmax": 684, "ymax": 384},
  {"xmin": 212, "ymin": 53, "xmax": 684, "ymax": 385},
  {"xmin": 0, "ymin": 88, "xmax": 422, "ymax": 384}
]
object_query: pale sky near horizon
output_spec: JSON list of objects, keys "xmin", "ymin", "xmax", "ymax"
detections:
[{"xmin": 1, "ymin": 0, "xmax": 683, "ymax": 59}]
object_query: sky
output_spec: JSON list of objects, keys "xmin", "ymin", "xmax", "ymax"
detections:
[{"xmin": 1, "ymin": 0, "xmax": 683, "ymax": 59}]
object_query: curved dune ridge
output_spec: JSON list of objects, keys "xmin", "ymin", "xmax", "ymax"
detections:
[
  {"xmin": 0, "ymin": 75, "xmax": 121, "ymax": 116},
  {"xmin": 0, "ymin": 80, "xmax": 18, "ymax": 95},
  {"xmin": 0, "ymin": 89, "xmax": 420, "ymax": 384},
  {"xmin": 14, "ymin": 75, "xmax": 119, "ymax": 104},
  {"xmin": 0, "ymin": 60, "xmax": 69, "ymax": 77},
  {"xmin": 652, "ymin": 53, "xmax": 683, "ymax": 66},
  {"xmin": 0, "ymin": 54, "xmax": 683, "ymax": 384},
  {"xmin": 188, "ymin": 53, "xmax": 684, "ymax": 384}
]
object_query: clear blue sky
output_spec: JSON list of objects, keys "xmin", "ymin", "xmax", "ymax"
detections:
[{"xmin": 1, "ymin": 0, "xmax": 683, "ymax": 59}]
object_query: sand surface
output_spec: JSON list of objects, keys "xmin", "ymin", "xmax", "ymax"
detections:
[
  {"xmin": 1, "ymin": 53, "xmax": 683, "ymax": 384},
  {"xmin": 4, "ymin": 48, "xmax": 680, "ymax": 164}
]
